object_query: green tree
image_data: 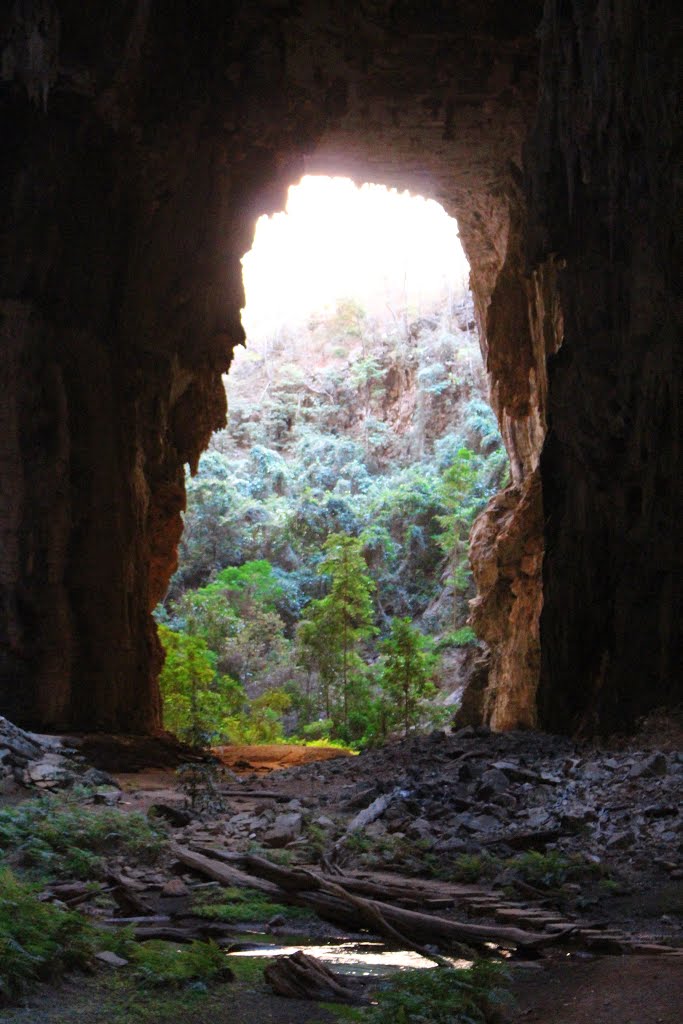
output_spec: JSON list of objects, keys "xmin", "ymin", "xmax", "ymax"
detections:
[
  {"xmin": 172, "ymin": 560, "xmax": 289, "ymax": 691},
  {"xmin": 379, "ymin": 617, "xmax": 438, "ymax": 737},
  {"xmin": 222, "ymin": 688, "xmax": 292, "ymax": 743},
  {"xmin": 201, "ymin": 560, "xmax": 284, "ymax": 617},
  {"xmin": 297, "ymin": 533, "xmax": 376, "ymax": 728},
  {"xmin": 219, "ymin": 605, "xmax": 289, "ymax": 687},
  {"xmin": 158, "ymin": 626, "xmax": 244, "ymax": 745}
]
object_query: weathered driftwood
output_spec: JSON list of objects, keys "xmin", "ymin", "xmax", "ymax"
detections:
[
  {"xmin": 173, "ymin": 844, "xmax": 571, "ymax": 953},
  {"xmin": 263, "ymin": 951, "xmax": 370, "ymax": 1005},
  {"xmin": 345, "ymin": 788, "xmax": 399, "ymax": 833}
]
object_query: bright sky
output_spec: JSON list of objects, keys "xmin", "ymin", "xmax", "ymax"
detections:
[{"xmin": 241, "ymin": 176, "xmax": 470, "ymax": 342}]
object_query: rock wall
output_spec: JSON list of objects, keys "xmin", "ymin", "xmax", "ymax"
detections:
[
  {"xmin": 527, "ymin": 0, "xmax": 681, "ymax": 732},
  {"xmin": 0, "ymin": 1, "xmax": 679, "ymax": 734}
]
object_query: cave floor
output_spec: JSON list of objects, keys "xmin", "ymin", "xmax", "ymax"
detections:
[{"xmin": 1, "ymin": 722, "xmax": 681, "ymax": 1023}]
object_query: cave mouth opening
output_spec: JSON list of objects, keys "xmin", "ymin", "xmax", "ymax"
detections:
[{"xmin": 158, "ymin": 176, "xmax": 508, "ymax": 750}]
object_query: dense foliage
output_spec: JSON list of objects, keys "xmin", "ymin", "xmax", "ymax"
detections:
[{"xmin": 156, "ymin": 297, "xmax": 508, "ymax": 746}]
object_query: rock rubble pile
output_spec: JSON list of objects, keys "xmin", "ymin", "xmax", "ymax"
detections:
[
  {"xmin": 178, "ymin": 727, "xmax": 682, "ymax": 935},
  {"xmin": 0, "ymin": 716, "xmax": 117, "ymax": 793}
]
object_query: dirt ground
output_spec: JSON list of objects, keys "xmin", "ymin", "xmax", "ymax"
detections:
[
  {"xmin": 509, "ymin": 954, "xmax": 683, "ymax": 1024},
  {"xmin": 213, "ymin": 742, "xmax": 354, "ymax": 773}
]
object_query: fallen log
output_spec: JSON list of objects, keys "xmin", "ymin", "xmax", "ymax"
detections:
[
  {"xmin": 264, "ymin": 951, "xmax": 370, "ymax": 1005},
  {"xmin": 241, "ymin": 854, "xmax": 574, "ymax": 951},
  {"xmin": 300, "ymin": 870, "xmax": 460, "ymax": 962},
  {"xmin": 171, "ymin": 844, "xmax": 282, "ymax": 895},
  {"xmin": 173, "ymin": 845, "xmax": 571, "ymax": 953},
  {"xmin": 346, "ymin": 788, "xmax": 399, "ymax": 833},
  {"xmin": 102, "ymin": 914, "xmax": 172, "ymax": 927},
  {"xmin": 132, "ymin": 921, "xmax": 235, "ymax": 943}
]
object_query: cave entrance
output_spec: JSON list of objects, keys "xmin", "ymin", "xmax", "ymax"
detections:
[{"xmin": 158, "ymin": 176, "xmax": 508, "ymax": 749}]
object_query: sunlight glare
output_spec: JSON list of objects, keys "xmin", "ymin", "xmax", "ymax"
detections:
[{"xmin": 241, "ymin": 176, "xmax": 469, "ymax": 342}]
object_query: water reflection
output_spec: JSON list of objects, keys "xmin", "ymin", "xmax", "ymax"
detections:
[{"xmin": 228, "ymin": 939, "xmax": 472, "ymax": 978}]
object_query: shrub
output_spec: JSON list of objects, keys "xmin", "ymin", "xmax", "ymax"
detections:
[{"xmin": 452, "ymin": 625, "xmax": 477, "ymax": 646}]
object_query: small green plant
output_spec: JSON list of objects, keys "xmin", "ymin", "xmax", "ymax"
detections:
[
  {"xmin": 175, "ymin": 762, "xmax": 226, "ymax": 814},
  {"xmin": 598, "ymin": 878, "xmax": 624, "ymax": 896},
  {"xmin": 345, "ymin": 831, "xmax": 373, "ymax": 854},
  {"xmin": 315, "ymin": 1004, "xmax": 366, "ymax": 1022},
  {"xmin": 365, "ymin": 960, "xmax": 512, "ymax": 1023},
  {"xmin": 304, "ymin": 821, "xmax": 332, "ymax": 857},
  {"xmin": 439, "ymin": 626, "xmax": 477, "ymax": 648},
  {"xmin": 131, "ymin": 939, "xmax": 232, "ymax": 988},
  {"xmin": 0, "ymin": 794, "xmax": 167, "ymax": 881},
  {"xmin": 0, "ymin": 868, "xmax": 96, "ymax": 1002}
]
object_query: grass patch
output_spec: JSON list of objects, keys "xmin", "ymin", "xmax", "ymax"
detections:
[
  {"xmin": 224, "ymin": 954, "xmax": 267, "ymax": 983},
  {"xmin": 0, "ymin": 793, "xmax": 167, "ymax": 881},
  {"xmin": 132, "ymin": 939, "xmax": 232, "ymax": 988},
  {"xmin": 366, "ymin": 960, "xmax": 511, "ymax": 1024},
  {"xmin": 192, "ymin": 885, "xmax": 311, "ymax": 924},
  {"xmin": 247, "ymin": 843, "xmax": 294, "ymax": 866}
]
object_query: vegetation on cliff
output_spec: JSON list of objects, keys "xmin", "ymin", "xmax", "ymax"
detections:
[{"xmin": 156, "ymin": 296, "xmax": 507, "ymax": 746}]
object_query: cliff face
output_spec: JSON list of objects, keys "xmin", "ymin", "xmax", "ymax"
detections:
[
  {"xmin": 0, "ymin": 1, "xmax": 679, "ymax": 734},
  {"xmin": 528, "ymin": 0, "xmax": 681, "ymax": 732}
]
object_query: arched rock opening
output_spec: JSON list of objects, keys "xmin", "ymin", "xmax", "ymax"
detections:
[{"xmin": 0, "ymin": 1, "xmax": 679, "ymax": 735}]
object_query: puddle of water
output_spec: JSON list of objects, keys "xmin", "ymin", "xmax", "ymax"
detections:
[{"xmin": 227, "ymin": 936, "xmax": 472, "ymax": 978}]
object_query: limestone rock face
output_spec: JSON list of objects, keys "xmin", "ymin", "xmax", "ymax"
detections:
[
  {"xmin": 0, "ymin": 1, "xmax": 679, "ymax": 734},
  {"xmin": 469, "ymin": 471, "xmax": 543, "ymax": 730}
]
